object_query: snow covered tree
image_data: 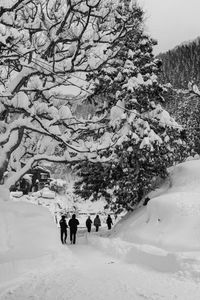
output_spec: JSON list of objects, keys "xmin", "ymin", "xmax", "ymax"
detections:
[
  {"xmin": 162, "ymin": 86, "xmax": 199, "ymax": 156},
  {"xmin": 0, "ymin": 0, "xmax": 136, "ymax": 191},
  {"xmin": 74, "ymin": 0, "xmax": 188, "ymax": 213}
]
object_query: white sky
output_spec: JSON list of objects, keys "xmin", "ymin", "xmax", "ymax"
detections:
[{"xmin": 138, "ymin": 0, "xmax": 200, "ymax": 54}]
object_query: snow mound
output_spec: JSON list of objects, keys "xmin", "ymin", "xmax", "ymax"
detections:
[
  {"xmin": 89, "ymin": 236, "xmax": 180, "ymax": 273},
  {"xmin": 0, "ymin": 200, "xmax": 67, "ymax": 286},
  {"xmin": 84, "ymin": 160, "xmax": 200, "ymax": 274},
  {"xmin": 169, "ymin": 160, "xmax": 200, "ymax": 193},
  {"xmin": 111, "ymin": 160, "xmax": 200, "ymax": 252}
]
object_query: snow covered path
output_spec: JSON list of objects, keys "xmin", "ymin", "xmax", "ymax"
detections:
[
  {"xmin": 3, "ymin": 160, "xmax": 200, "ymax": 299},
  {"xmin": 1, "ymin": 231, "xmax": 200, "ymax": 300}
]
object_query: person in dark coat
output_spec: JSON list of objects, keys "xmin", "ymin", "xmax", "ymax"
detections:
[
  {"xmin": 68, "ymin": 214, "xmax": 79, "ymax": 244},
  {"xmin": 59, "ymin": 215, "xmax": 68, "ymax": 244},
  {"xmin": 106, "ymin": 214, "xmax": 113, "ymax": 230},
  {"xmin": 86, "ymin": 216, "xmax": 92, "ymax": 233},
  {"xmin": 143, "ymin": 197, "xmax": 150, "ymax": 206},
  {"xmin": 93, "ymin": 215, "xmax": 101, "ymax": 232}
]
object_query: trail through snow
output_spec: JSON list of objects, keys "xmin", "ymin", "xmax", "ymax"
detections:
[
  {"xmin": 1, "ymin": 230, "xmax": 200, "ymax": 300},
  {"xmin": 3, "ymin": 160, "xmax": 200, "ymax": 299}
]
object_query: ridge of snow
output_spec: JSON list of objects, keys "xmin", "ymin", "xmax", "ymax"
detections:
[
  {"xmin": 111, "ymin": 159, "xmax": 200, "ymax": 252},
  {"xmin": 0, "ymin": 199, "xmax": 66, "ymax": 286}
]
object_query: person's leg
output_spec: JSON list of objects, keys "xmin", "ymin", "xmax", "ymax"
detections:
[
  {"xmin": 73, "ymin": 232, "xmax": 76, "ymax": 244},
  {"xmin": 70, "ymin": 230, "xmax": 73, "ymax": 243},
  {"xmin": 64, "ymin": 230, "xmax": 67, "ymax": 243},
  {"xmin": 60, "ymin": 230, "xmax": 64, "ymax": 244},
  {"xmin": 88, "ymin": 226, "xmax": 91, "ymax": 233}
]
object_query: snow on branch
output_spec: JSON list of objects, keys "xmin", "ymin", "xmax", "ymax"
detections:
[
  {"xmin": 4, "ymin": 153, "xmax": 87, "ymax": 190},
  {"xmin": 0, "ymin": 0, "xmax": 150, "ymax": 187},
  {"xmin": 0, "ymin": 0, "xmax": 26, "ymax": 17}
]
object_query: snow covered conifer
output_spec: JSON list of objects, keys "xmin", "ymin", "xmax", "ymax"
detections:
[{"xmin": 74, "ymin": 0, "xmax": 188, "ymax": 213}]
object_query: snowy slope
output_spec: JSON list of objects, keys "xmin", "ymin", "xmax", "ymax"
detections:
[
  {"xmin": 84, "ymin": 159, "xmax": 200, "ymax": 277},
  {"xmin": 0, "ymin": 198, "xmax": 69, "ymax": 287},
  {"xmin": 2, "ymin": 160, "xmax": 200, "ymax": 299},
  {"xmin": 111, "ymin": 159, "xmax": 200, "ymax": 251}
]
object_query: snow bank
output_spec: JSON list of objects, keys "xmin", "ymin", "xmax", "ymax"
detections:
[
  {"xmin": 0, "ymin": 199, "xmax": 68, "ymax": 286},
  {"xmin": 86, "ymin": 160, "xmax": 200, "ymax": 273},
  {"xmin": 168, "ymin": 160, "xmax": 200, "ymax": 193},
  {"xmin": 110, "ymin": 160, "xmax": 200, "ymax": 251},
  {"xmin": 88, "ymin": 235, "xmax": 180, "ymax": 273}
]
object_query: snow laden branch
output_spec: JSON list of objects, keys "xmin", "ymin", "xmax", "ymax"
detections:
[
  {"xmin": 4, "ymin": 152, "xmax": 85, "ymax": 190},
  {"xmin": 5, "ymin": 145, "xmax": 116, "ymax": 190},
  {"xmin": 0, "ymin": 0, "xmax": 137, "ymax": 188},
  {"xmin": 0, "ymin": 0, "xmax": 27, "ymax": 17}
]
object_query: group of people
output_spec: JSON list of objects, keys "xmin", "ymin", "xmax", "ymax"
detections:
[
  {"xmin": 86, "ymin": 214, "xmax": 113, "ymax": 232},
  {"xmin": 59, "ymin": 214, "xmax": 113, "ymax": 245}
]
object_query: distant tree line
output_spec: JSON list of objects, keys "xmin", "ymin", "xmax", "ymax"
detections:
[{"xmin": 158, "ymin": 38, "xmax": 200, "ymax": 89}]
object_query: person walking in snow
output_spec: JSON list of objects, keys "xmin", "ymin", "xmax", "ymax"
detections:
[
  {"xmin": 59, "ymin": 215, "xmax": 68, "ymax": 244},
  {"xmin": 106, "ymin": 214, "xmax": 113, "ymax": 230},
  {"xmin": 86, "ymin": 216, "xmax": 92, "ymax": 233},
  {"xmin": 94, "ymin": 215, "xmax": 101, "ymax": 232},
  {"xmin": 68, "ymin": 214, "xmax": 79, "ymax": 244},
  {"xmin": 143, "ymin": 197, "xmax": 150, "ymax": 206}
]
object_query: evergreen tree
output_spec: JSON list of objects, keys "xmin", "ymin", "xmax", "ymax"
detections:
[
  {"xmin": 74, "ymin": 0, "xmax": 188, "ymax": 213},
  {"xmin": 161, "ymin": 86, "xmax": 200, "ymax": 157}
]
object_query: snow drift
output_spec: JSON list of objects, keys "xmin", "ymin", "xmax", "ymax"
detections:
[
  {"xmin": 88, "ymin": 160, "xmax": 200, "ymax": 272},
  {"xmin": 111, "ymin": 160, "xmax": 200, "ymax": 251},
  {"xmin": 0, "ymin": 198, "xmax": 65, "ymax": 286}
]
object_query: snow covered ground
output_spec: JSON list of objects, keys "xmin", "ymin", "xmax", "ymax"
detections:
[
  {"xmin": 112, "ymin": 159, "xmax": 200, "ymax": 251},
  {"xmin": 2, "ymin": 159, "xmax": 200, "ymax": 299},
  {"xmin": 0, "ymin": 199, "xmax": 67, "ymax": 289}
]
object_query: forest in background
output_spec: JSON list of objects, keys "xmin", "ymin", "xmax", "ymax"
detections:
[
  {"xmin": 158, "ymin": 37, "xmax": 200, "ymax": 157},
  {"xmin": 158, "ymin": 37, "xmax": 200, "ymax": 89}
]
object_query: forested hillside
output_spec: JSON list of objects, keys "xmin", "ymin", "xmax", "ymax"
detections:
[{"xmin": 158, "ymin": 37, "xmax": 200, "ymax": 88}]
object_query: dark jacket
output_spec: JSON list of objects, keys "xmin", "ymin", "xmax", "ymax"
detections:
[
  {"xmin": 106, "ymin": 216, "xmax": 113, "ymax": 225},
  {"xmin": 68, "ymin": 216, "xmax": 79, "ymax": 232},
  {"xmin": 86, "ymin": 218, "xmax": 92, "ymax": 227},
  {"xmin": 143, "ymin": 197, "xmax": 150, "ymax": 206},
  {"xmin": 94, "ymin": 216, "xmax": 101, "ymax": 227},
  {"xmin": 59, "ymin": 218, "xmax": 68, "ymax": 230}
]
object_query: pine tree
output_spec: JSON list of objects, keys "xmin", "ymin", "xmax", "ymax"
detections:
[{"xmin": 74, "ymin": 0, "xmax": 188, "ymax": 213}]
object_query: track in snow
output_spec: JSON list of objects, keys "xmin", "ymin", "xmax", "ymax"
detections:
[{"xmin": 1, "ymin": 230, "xmax": 200, "ymax": 300}]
